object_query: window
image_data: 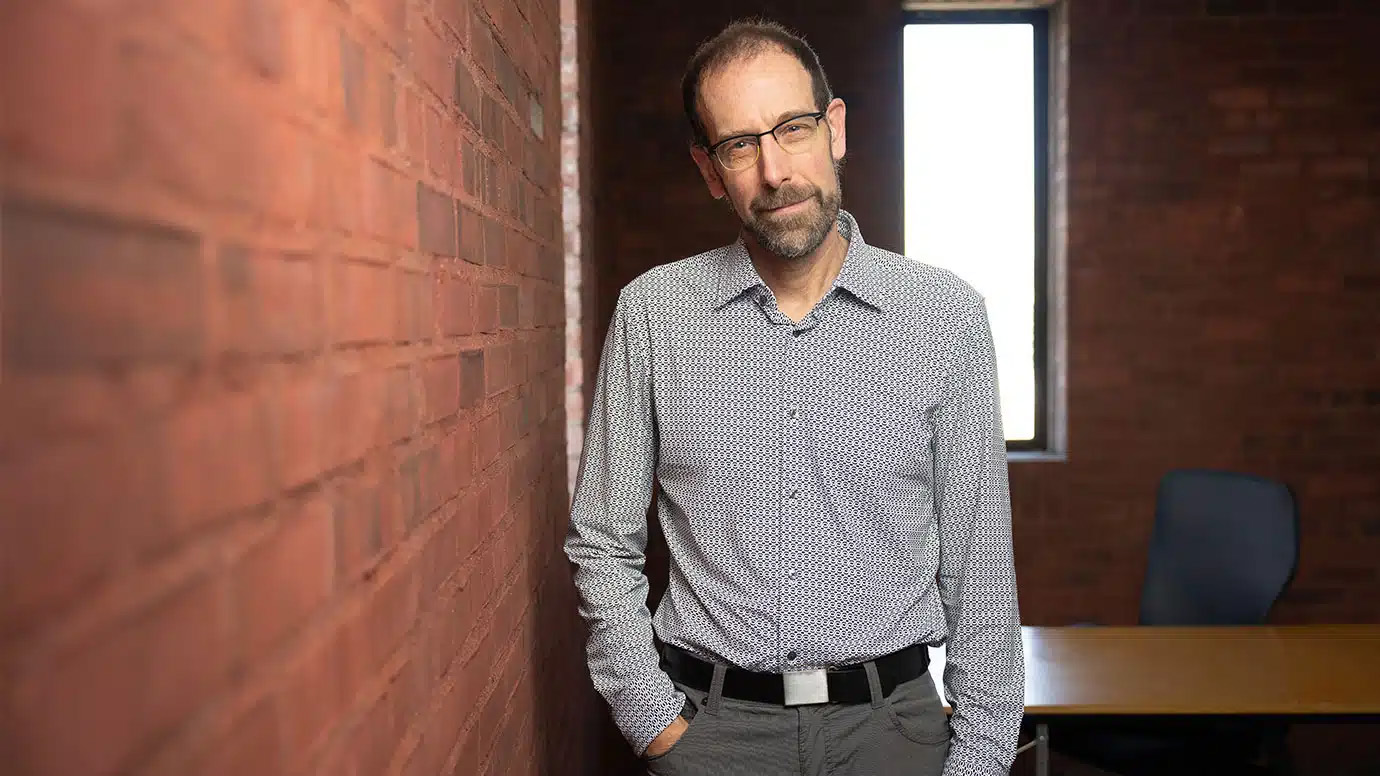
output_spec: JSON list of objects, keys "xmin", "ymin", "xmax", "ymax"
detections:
[{"xmin": 903, "ymin": 8, "xmax": 1051, "ymax": 452}]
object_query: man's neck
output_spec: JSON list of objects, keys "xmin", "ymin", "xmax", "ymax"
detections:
[{"xmin": 745, "ymin": 225, "xmax": 848, "ymax": 322}]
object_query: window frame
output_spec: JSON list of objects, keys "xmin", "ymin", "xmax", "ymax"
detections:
[{"xmin": 902, "ymin": 7, "xmax": 1052, "ymax": 453}]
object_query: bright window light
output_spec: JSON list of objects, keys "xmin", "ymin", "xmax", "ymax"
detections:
[{"xmin": 903, "ymin": 22, "xmax": 1038, "ymax": 443}]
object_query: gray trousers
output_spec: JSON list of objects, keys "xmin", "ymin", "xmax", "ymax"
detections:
[{"xmin": 644, "ymin": 660, "xmax": 951, "ymax": 776}]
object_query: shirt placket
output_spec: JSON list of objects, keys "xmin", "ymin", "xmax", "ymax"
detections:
[{"xmin": 778, "ymin": 312, "xmax": 816, "ymax": 669}]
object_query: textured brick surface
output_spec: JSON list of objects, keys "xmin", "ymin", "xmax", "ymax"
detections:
[{"xmin": 1, "ymin": 0, "xmax": 596, "ymax": 774}]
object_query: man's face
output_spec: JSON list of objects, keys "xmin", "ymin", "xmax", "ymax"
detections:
[{"xmin": 691, "ymin": 49, "xmax": 847, "ymax": 260}]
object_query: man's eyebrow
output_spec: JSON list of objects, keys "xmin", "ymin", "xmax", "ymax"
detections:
[{"xmin": 713, "ymin": 108, "xmax": 816, "ymax": 144}]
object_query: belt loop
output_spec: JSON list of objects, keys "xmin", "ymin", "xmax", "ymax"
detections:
[
  {"xmin": 863, "ymin": 661, "xmax": 886, "ymax": 709},
  {"xmin": 704, "ymin": 662, "xmax": 728, "ymax": 716}
]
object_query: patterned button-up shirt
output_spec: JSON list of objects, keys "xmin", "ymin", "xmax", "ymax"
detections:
[{"xmin": 564, "ymin": 210, "xmax": 1023, "ymax": 775}]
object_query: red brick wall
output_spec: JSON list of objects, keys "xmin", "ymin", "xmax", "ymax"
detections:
[
  {"xmin": 1035, "ymin": 0, "xmax": 1380, "ymax": 626},
  {"xmin": 1, "ymin": 0, "xmax": 600, "ymax": 775},
  {"xmin": 585, "ymin": 0, "xmax": 1380, "ymax": 636}
]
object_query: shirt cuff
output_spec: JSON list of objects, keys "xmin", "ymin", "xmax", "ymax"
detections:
[{"xmin": 621, "ymin": 686, "xmax": 689, "ymax": 757}]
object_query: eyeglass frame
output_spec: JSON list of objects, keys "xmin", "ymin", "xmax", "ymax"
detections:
[{"xmin": 703, "ymin": 110, "xmax": 829, "ymax": 170}]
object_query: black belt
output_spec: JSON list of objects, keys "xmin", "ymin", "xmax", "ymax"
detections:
[{"xmin": 656, "ymin": 639, "xmax": 930, "ymax": 706}]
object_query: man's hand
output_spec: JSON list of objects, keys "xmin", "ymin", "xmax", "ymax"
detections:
[{"xmin": 643, "ymin": 715, "xmax": 689, "ymax": 758}]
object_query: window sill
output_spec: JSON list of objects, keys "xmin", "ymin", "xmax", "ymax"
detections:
[{"xmin": 1007, "ymin": 449, "xmax": 1066, "ymax": 463}]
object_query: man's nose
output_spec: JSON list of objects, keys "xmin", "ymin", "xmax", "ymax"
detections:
[{"xmin": 757, "ymin": 135, "xmax": 792, "ymax": 189}]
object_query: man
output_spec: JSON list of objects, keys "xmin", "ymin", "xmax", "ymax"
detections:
[{"xmin": 564, "ymin": 18, "xmax": 1023, "ymax": 776}]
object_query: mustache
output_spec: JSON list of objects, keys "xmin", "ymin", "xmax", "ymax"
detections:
[{"xmin": 752, "ymin": 186, "xmax": 819, "ymax": 212}]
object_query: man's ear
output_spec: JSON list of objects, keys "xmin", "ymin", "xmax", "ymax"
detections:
[
  {"xmin": 825, "ymin": 97, "xmax": 847, "ymax": 163},
  {"xmin": 690, "ymin": 145, "xmax": 728, "ymax": 200}
]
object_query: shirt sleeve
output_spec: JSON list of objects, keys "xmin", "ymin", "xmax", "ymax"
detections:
[
  {"xmin": 932, "ymin": 297, "xmax": 1025, "ymax": 776},
  {"xmin": 562, "ymin": 283, "xmax": 686, "ymax": 756}
]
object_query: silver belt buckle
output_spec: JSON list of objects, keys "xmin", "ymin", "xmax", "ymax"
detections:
[{"xmin": 782, "ymin": 668, "xmax": 829, "ymax": 706}]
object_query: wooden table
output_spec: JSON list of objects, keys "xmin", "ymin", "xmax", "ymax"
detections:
[{"xmin": 926, "ymin": 625, "xmax": 1380, "ymax": 776}]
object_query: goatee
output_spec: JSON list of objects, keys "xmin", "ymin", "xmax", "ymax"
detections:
[{"xmin": 743, "ymin": 183, "xmax": 841, "ymax": 260}]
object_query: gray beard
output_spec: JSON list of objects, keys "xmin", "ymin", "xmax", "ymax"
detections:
[{"xmin": 745, "ymin": 187, "xmax": 841, "ymax": 260}]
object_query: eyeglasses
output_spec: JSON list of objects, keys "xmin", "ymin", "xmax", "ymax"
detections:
[{"xmin": 706, "ymin": 111, "xmax": 827, "ymax": 171}]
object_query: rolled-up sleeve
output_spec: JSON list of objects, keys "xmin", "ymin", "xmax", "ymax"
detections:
[
  {"xmin": 932, "ymin": 297, "xmax": 1025, "ymax": 776},
  {"xmin": 563, "ymin": 283, "xmax": 685, "ymax": 755}
]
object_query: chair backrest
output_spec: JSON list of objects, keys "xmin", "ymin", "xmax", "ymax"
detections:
[{"xmin": 1138, "ymin": 469, "xmax": 1299, "ymax": 626}]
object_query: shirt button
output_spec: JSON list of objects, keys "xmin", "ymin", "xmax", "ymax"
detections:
[
  {"xmin": 787, "ymin": 407, "xmax": 799, "ymax": 420},
  {"xmin": 787, "ymin": 650, "xmax": 799, "ymax": 661},
  {"xmin": 788, "ymin": 488, "xmax": 799, "ymax": 500}
]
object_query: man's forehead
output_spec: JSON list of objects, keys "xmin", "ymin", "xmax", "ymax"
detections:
[{"xmin": 699, "ymin": 50, "xmax": 814, "ymax": 137}]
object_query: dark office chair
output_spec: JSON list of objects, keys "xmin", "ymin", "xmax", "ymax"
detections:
[{"xmin": 1040, "ymin": 469, "xmax": 1300, "ymax": 776}]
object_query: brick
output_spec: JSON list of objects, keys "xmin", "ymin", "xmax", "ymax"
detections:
[
  {"xmin": 484, "ymin": 217, "xmax": 507, "ymax": 268},
  {"xmin": 269, "ymin": 376, "xmax": 332, "ymax": 489},
  {"xmin": 441, "ymin": 275, "xmax": 476, "ymax": 336},
  {"xmin": 426, "ymin": 103, "xmax": 457, "ymax": 184},
  {"xmin": 0, "ymin": 429, "xmax": 164, "ymax": 626},
  {"xmin": 462, "ymin": 140, "xmax": 481, "ymax": 198},
  {"xmin": 1207, "ymin": 0, "xmax": 1270, "ymax": 14},
  {"xmin": 324, "ymin": 144, "xmax": 365, "ymax": 236},
  {"xmin": 0, "ymin": 1, "xmax": 123, "ymax": 177},
  {"xmin": 403, "ymin": 84, "xmax": 426, "ymax": 167},
  {"xmin": 171, "ymin": 697, "xmax": 282, "ymax": 776},
  {"xmin": 232, "ymin": 495, "xmax": 335, "ymax": 661},
  {"xmin": 240, "ymin": 0, "xmax": 286, "ymax": 78},
  {"xmin": 261, "ymin": 121, "xmax": 315, "ymax": 226},
  {"xmin": 348, "ymin": 564, "xmax": 419, "ymax": 677},
  {"xmin": 359, "ymin": 0, "xmax": 407, "ymax": 55},
  {"xmin": 281, "ymin": 626, "xmax": 363, "ymax": 767},
  {"xmin": 494, "ymin": 44, "xmax": 523, "ymax": 105},
  {"xmin": 485, "ymin": 342, "xmax": 515, "ymax": 396},
  {"xmin": 161, "ymin": 389, "xmax": 276, "ymax": 530},
  {"xmin": 1210, "ymin": 133, "xmax": 1271, "ymax": 156},
  {"xmin": 1210, "ymin": 87, "xmax": 1269, "ymax": 110},
  {"xmin": 484, "ymin": 157, "xmax": 500, "ymax": 205},
  {"xmin": 471, "ymin": 11, "xmax": 496, "ymax": 74},
  {"xmin": 397, "ymin": 451, "xmax": 422, "ymax": 531},
  {"xmin": 332, "ymin": 368, "xmax": 390, "ymax": 467},
  {"xmin": 498, "ymin": 285, "xmax": 519, "ymax": 328},
  {"xmin": 9, "ymin": 575, "xmax": 233, "ymax": 776},
  {"xmin": 362, "ymin": 156, "xmax": 407, "ymax": 244},
  {"xmin": 456, "ymin": 61, "xmax": 482, "ymax": 128},
  {"xmin": 217, "ymin": 245, "xmax": 322, "ymax": 356},
  {"xmin": 395, "ymin": 269, "xmax": 435, "ymax": 342},
  {"xmin": 476, "ymin": 410, "xmax": 503, "ymax": 470},
  {"xmin": 331, "ymin": 258, "xmax": 396, "ymax": 345},
  {"xmin": 128, "ymin": 39, "xmax": 261, "ymax": 207},
  {"xmin": 455, "ymin": 208, "xmax": 480, "ymax": 267},
  {"xmin": 386, "ymin": 365, "xmax": 422, "ymax": 443},
  {"xmin": 437, "ymin": 0, "xmax": 468, "ymax": 39},
  {"xmin": 416, "ymin": 15, "xmax": 455, "ymax": 104},
  {"xmin": 1, "ymin": 199, "xmax": 203, "ymax": 371},
  {"xmin": 482, "ymin": 94, "xmax": 504, "ymax": 150},
  {"xmin": 340, "ymin": 31, "xmax": 367, "ymax": 125},
  {"xmin": 461, "ymin": 350, "xmax": 486, "ymax": 408},
  {"xmin": 283, "ymin": 0, "xmax": 335, "ymax": 112},
  {"xmin": 335, "ymin": 473, "xmax": 387, "ymax": 580},
  {"xmin": 349, "ymin": 679, "xmax": 409, "ymax": 776},
  {"xmin": 417, "ymin": 182, "xmax": 458, "ymax": 257},
  {"xmin": 1311, "ymin": 157, "xmax": 1370, "ymax": 179},
  {"xmin": 1136, "ymin": 0, "xmax": 1202, "ymax": 16},
  {"xmin": 477, "ymin": 285, "xmax": 501, "ymax": 334},
  {"xmin": 424, "ymin": 354, "xmax": 462, "ymax": 424},
  {"xmin": 380, "ymin": 70, "xmax": 399, "ymax": 147}
]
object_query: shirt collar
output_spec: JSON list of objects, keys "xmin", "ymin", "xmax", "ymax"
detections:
[{"xmin": 711, "ymin": 209, "xmax": 891, "ymax": 313}]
